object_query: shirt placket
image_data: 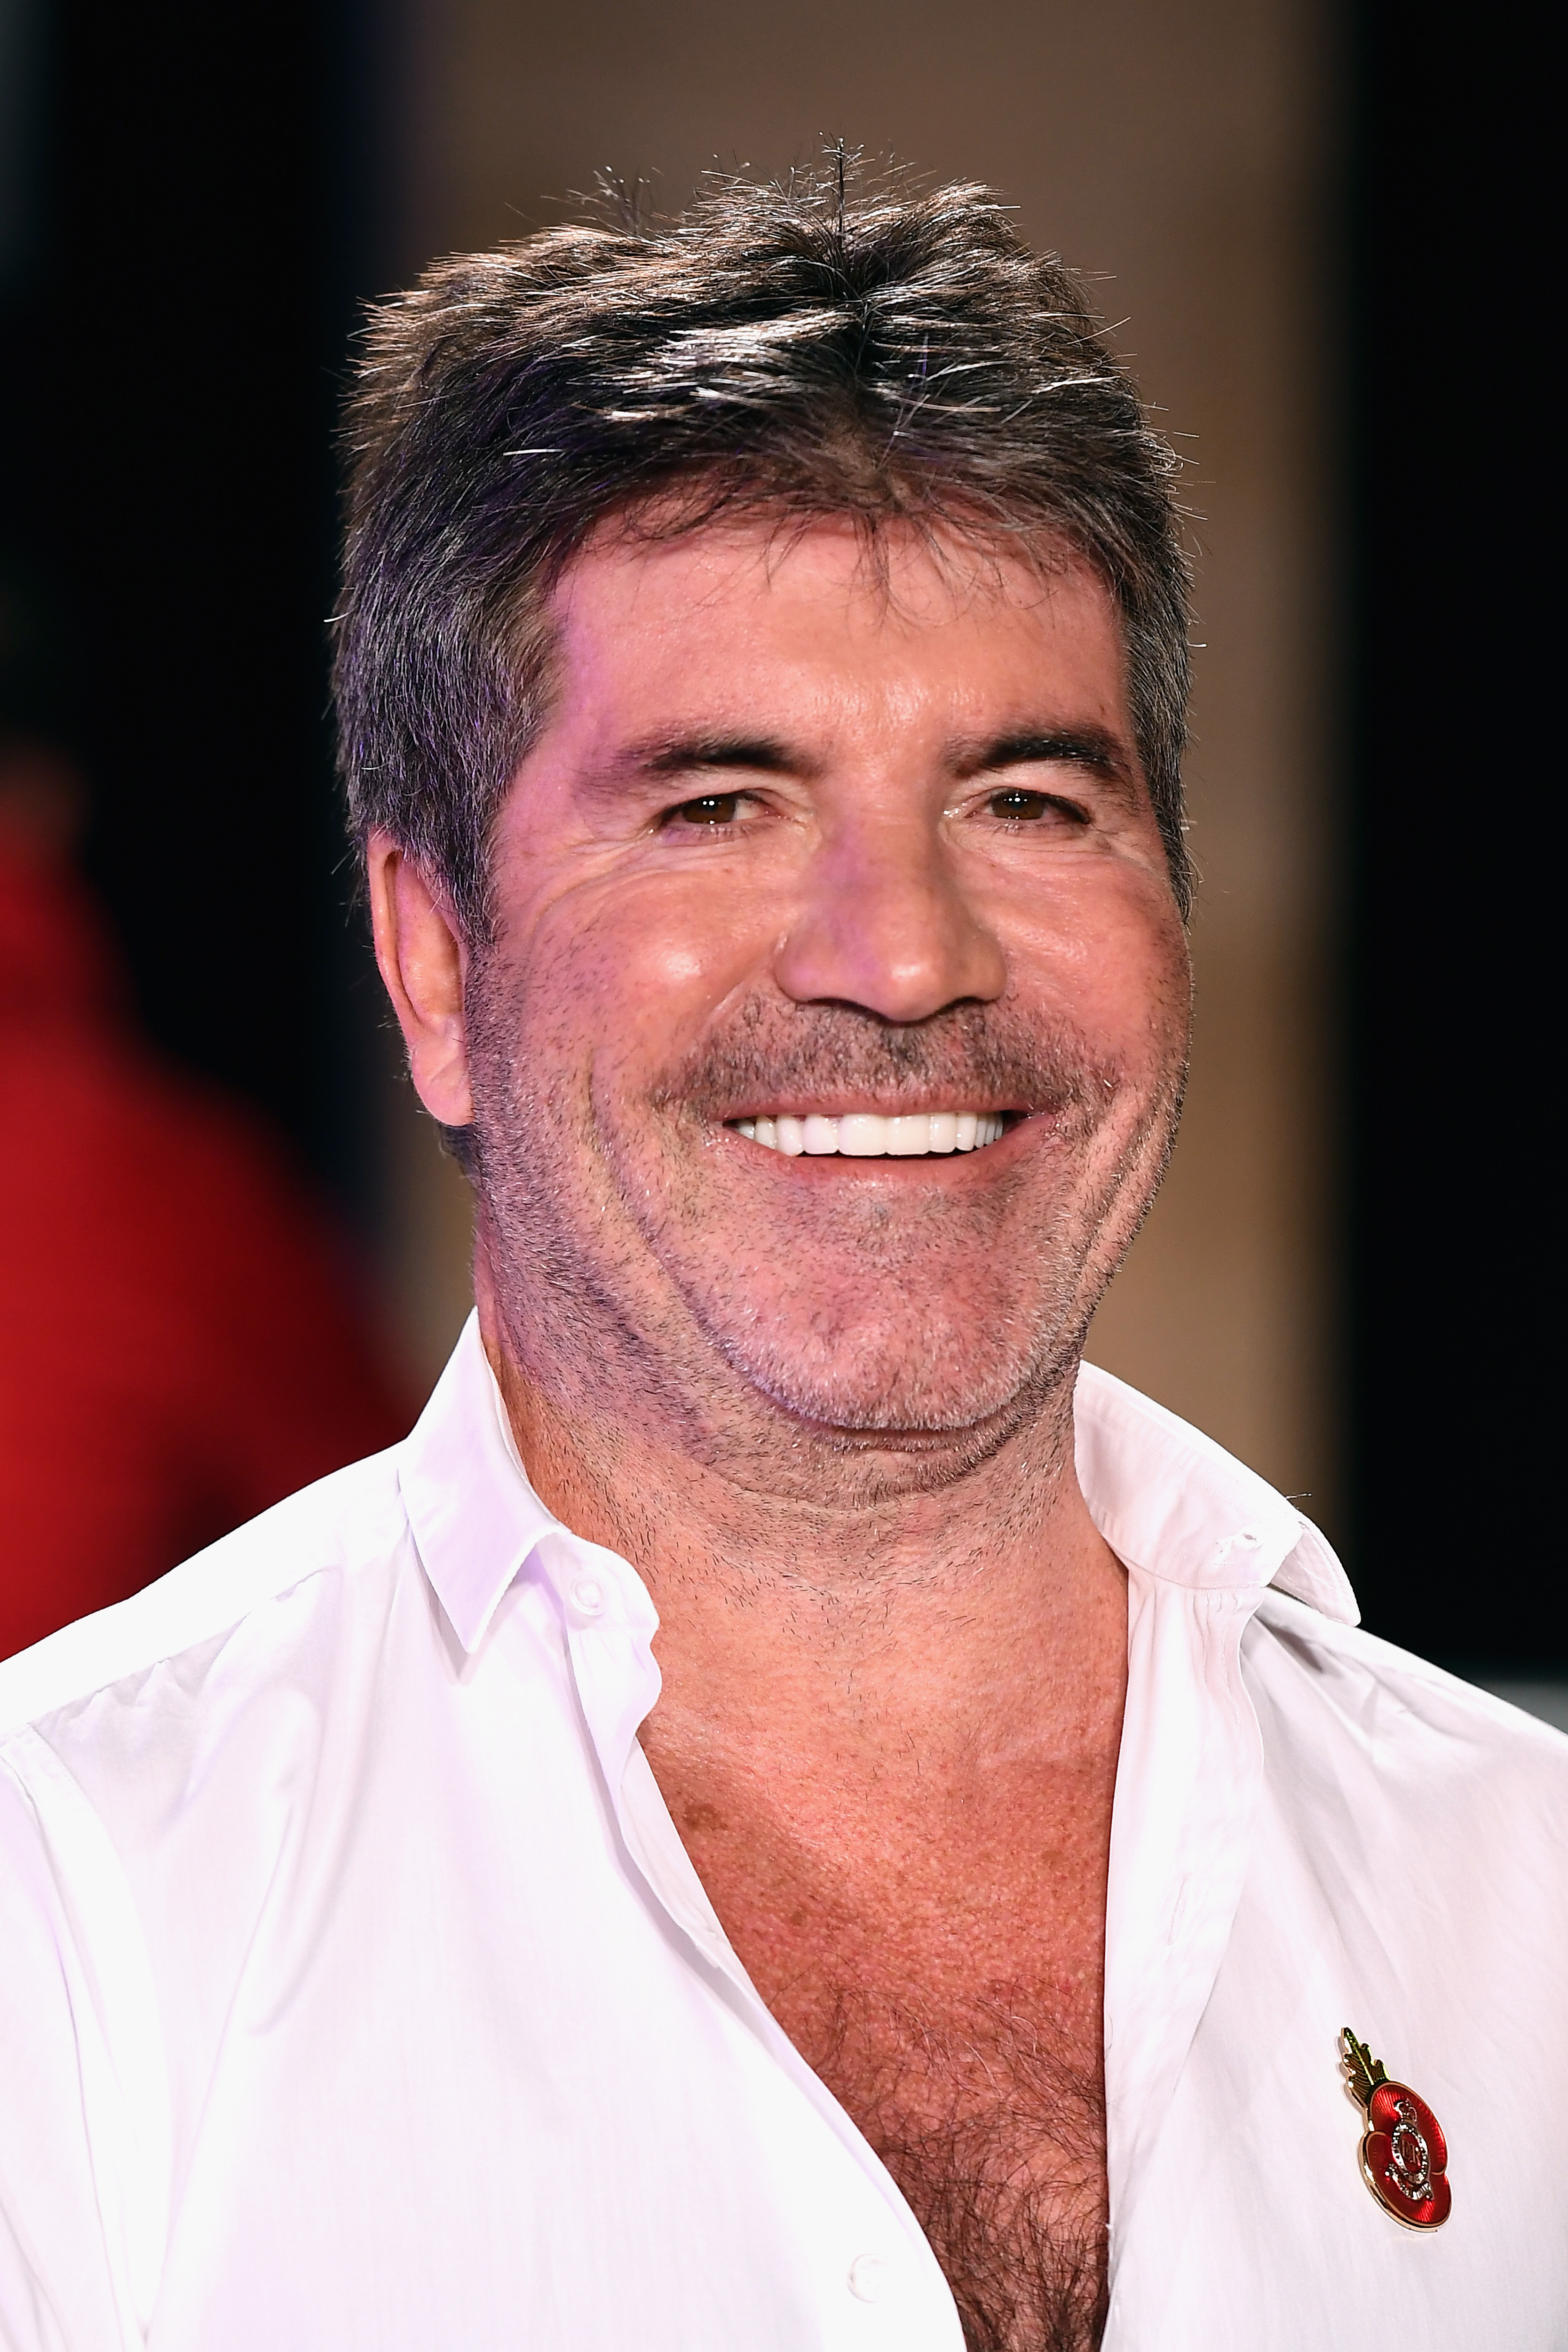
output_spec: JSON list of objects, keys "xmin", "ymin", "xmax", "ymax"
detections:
[
  {"xmin": 536, "ymin": 1526, "xmax": 966, "ymax": 2349},
  {"xmin": 1101, "ymin": 1555, "xmax": 1271, "ymax": 2340}
]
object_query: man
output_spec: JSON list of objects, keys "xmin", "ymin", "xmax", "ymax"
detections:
[{"xmin": 1, "ymin": 167, "xmax": 1563, "ymax": 2352}]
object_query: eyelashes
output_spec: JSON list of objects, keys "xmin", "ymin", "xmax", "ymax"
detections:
[
  {"xmin": 658, "ymin": 786, "xmax": 1093, "ymax": 834},
  {"xmin": 983, "ymin": 787, "xmax": 1091, "ymax": 825}
]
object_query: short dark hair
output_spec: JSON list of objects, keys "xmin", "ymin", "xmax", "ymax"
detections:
[{"xmin": 334, "ymin": 157, "xmax": 1193, "ymax": 933}]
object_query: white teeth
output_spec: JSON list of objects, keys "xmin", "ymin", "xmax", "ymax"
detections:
[
  {"xmin": 736, "ymin": 1111, "xmax": 1007, "ymax": 1157},
  {"xmin": 887, "ymin": 1113, "xmax": 932, "ymax": 1156}
]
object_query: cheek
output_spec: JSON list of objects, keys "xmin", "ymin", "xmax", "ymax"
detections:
[
  {"xmin": 523, "ymin": 872, "xmax": 775, "ymax": 1073},
  {"xmin": 1008, "ymin": 874, "xmax": 1190, "ymax": 1062}
]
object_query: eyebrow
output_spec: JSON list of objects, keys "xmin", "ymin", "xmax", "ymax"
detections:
[
  {"xmin": 592, "ymin": 721, "xmax": 1141, "ymax": 804},
  {"xmin": 952, "ymin": 726, "xmax": 1142, "ymax": 804},
  {"xmin": 634, "ymin": 732, "xmax": 808, "ymax": 780}
]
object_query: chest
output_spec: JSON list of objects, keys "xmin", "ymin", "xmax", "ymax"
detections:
[{"xmin": 665, "ymin": 1770, "xmax": 1117, "ymax": 2347}]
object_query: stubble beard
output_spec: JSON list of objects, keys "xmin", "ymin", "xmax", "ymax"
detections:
[{"xmin": 467, "ymin": 975, "xmax": 1185, "ymax": 1495}]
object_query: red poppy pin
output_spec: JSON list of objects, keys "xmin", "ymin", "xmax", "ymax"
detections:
[{"xmin": 1340, "ymin": 2028, "xmax": 1451, "ymax": 2229}]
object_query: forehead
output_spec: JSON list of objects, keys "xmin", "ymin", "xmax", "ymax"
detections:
[{"xmin": 546, "ymin": 516, "xmax": 1134, "ymax": 745}]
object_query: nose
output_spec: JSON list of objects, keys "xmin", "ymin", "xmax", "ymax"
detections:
[{"xmin": 772, "ymin": 811, "xmax": 1006, "ymax": 1022}]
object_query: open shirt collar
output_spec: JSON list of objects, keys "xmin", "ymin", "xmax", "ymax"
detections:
[{"xmin": 400, "ymin": 1313, "xmax": 1357, "ymax": 1657}]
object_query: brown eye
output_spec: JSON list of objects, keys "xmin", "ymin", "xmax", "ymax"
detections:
[
  {"xmin": 987, "ymin": 787, "xmax": 1085, "ymax": 824},
  {"xmin": 672, "ymin": 793, "xmax": 742, "ymax": 826}
]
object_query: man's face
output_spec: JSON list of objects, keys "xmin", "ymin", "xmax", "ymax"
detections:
[{"xmin": 465, "ymin": 518, "xmax": 1189, "ymax": 1469}]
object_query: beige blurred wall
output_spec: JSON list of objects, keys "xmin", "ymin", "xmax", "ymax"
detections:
[{"xmin": 378, "ymin": 0, "xmax": 1345, "ymax": 1530}]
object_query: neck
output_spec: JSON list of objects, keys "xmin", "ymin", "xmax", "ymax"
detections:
[{"xmin": 475, "ymin": 1235, "xmax": 1127, "ymax": 1780}]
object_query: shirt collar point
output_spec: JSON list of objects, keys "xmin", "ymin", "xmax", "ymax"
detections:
[
  {"xmin": 399, "ymin": 1313, "xmax": 662, "ymax": 1656},
  {"xmin": 398, "ymin": 1313, "xmax": 562, "ymax": 1655},
  {"xmin": 1074, "ymin": 1359, "xmax": 1357, "ymax": 1621},
  {"xmin": 1267, "ymin": 1518, "xmax": 1361, "ymax": 1626}
]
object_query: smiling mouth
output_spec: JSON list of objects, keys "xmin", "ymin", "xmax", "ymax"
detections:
[{"xmin": 728, "ymin": 1111, "xmax": 1012, "ymax": 1158}]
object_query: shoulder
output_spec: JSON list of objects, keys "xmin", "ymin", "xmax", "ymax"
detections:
[
  {"xmin": 1249, "ymin": 1589, "xmax": 1566, "ymax": 1759},
  {"xmin": 1243, "ymin": 1589, "xmax": 1568, "ymax": 1865},
  {"xmin": 0, "ymin": 1443, "xmax": 414, "ymax": 1743}
]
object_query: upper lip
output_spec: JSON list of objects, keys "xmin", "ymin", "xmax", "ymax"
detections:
[{"xmin": 719, "ymin": 1102, "xmax": 1024, "ymax": 1120}]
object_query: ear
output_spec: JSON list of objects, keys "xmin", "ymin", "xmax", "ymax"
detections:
[{"xmin": 366, "ymin": 830, "xmax": 475, "ymax": 1127}]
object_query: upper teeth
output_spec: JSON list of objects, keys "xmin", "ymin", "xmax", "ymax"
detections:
[{"xmin": 731, "ymin": 1112, "xmax": 1006, "ymax": 1156}]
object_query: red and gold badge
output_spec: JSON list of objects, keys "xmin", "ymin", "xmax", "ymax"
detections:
[{"xmin": 1340, "ymin": 2028, "xmax": 1451, "ymax": 2229}]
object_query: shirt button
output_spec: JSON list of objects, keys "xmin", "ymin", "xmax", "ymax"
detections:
[
  {"xmin": 847, "ymin": 2254, "xmax": 887, "ymax": 2302},
  {"xmin": 570, "ymin": 1575, "xmax": 605, "ymax": 1618}
]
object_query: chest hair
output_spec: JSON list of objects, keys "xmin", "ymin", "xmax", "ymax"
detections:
[{"xmin": 782, "ymin": 1974, "xmax": 1109, "ymax": 2352}]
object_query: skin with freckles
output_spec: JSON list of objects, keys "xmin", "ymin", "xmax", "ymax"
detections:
[{"xmin": 369, "ymin": 517, "xmax": 1191, "ymax": 2350}]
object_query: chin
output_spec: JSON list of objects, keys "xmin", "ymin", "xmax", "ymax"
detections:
[{"xmin": 707, "ymin": 1298, "xmax": 1070, "ymax": 1440}]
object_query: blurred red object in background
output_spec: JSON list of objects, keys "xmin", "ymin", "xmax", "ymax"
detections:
[{"xmin": 0, "ymin": 824, "xmax": 413, "ymax": 1660}]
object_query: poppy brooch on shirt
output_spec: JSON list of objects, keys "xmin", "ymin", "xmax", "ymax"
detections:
[{"xmin": 1340, "ymin": 2028, "xmax": 1451, "ymax": 2228}]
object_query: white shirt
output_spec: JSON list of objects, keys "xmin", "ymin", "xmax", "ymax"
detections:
[{"xmin": 1, "ymin": 1316, "xmax": 1564, "ymax": 2352}]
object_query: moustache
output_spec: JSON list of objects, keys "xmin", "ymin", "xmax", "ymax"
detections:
[{"xmin": 653, "ymin": 997, "xmax": 1122, "ymax": 1128}]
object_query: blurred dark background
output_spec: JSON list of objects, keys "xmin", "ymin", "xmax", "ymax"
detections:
[
  {"xmin": 1345, "ymin": 7, "xmax": 1558, "ymax": 1671},
  {"xmin": 0, "ymin": 0, "xmax": 1558, "ymax": 1676},
  {"xmin": 0, "ymin": 0, "xmax": 392, "ymax": 1219}
]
